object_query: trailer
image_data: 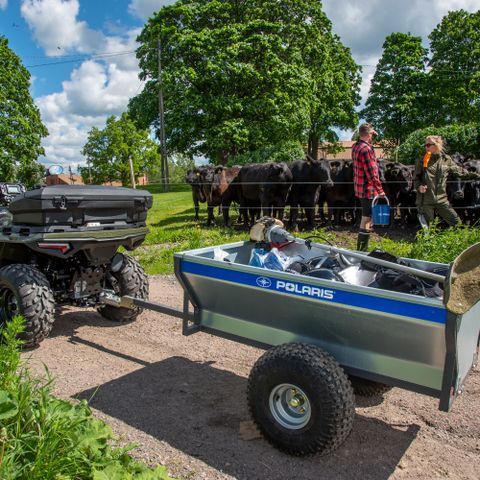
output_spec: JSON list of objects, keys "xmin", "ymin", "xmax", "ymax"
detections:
[{"xmin": 103, "ymin": 235, "xmax": 480, "ymax": 456}]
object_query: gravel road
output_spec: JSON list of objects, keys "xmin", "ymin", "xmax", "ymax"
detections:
[{"xmin": 26, "ymin": 275, "xmax": 480, "ymax": 480}]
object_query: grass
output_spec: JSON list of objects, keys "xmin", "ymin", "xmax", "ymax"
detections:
[
  {"xmin": 0, "ymin": 317, "xmax": 175, "ymax": 480},
  {"xmin": 133, "ymin": 190, "xmax": 480, "ymax": 274}
]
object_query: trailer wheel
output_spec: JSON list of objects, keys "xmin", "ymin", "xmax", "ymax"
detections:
[
  {"xmin": 98, "ymin": 254, "xmax": 148, "ymax": 322},
  {"xmin": 247, "ymin": 343, "xmax": 355, "ymax": 456},
  {"xmin": 0, "ymin": 264, "xmax": 55, "ymax": 347},
  {"xmin": 349, "ymin": 376, "xmax": 392, "ymax": 397}
]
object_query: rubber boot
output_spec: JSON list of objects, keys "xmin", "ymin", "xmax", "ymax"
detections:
[{"xmin": 356, "ymin": 229, "xmax": 371, "ymax": 252}]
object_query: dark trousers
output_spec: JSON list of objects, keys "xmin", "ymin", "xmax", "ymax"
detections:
[{"xmin": 417, "ymin": 201, "xmax": 460, "ymax": 226}]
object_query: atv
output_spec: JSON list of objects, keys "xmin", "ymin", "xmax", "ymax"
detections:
[{"xmin": 0, "ymin": 180, "xmax": 152, "ymax": 347}]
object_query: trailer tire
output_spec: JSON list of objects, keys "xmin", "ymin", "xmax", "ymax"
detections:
[
  {"xmin": 0, "ymin": 264, "xmax": 55, "ymax": 347},
  {"xmin": 349, "ymin": 376, "xmax": 392, "ymax": 397},
  {"xmin": 98, "ymin": 254, "xmax": 148, "ymax": 322},
  {"xmin": 247, "ymin": 343, "xmax": 355, "ymax": 456}
]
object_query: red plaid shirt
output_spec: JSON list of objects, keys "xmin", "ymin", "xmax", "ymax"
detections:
[{"xmin": 352, "ymin": 140, "xmax": 384, "ymax": 199}]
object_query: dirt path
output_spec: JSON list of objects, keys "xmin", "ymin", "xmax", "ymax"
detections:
[{"xmin": 26, "ymin": 275, "xmax": 480, "ymax": 480}]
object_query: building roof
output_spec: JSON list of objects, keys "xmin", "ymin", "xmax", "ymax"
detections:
[
  {"xmin": 319, "ymin": 140, "xmax": 386, "ymax": 161},
  {"xmin": 45, "ymin": 174, "xmax": 84, "ymax": 185}
]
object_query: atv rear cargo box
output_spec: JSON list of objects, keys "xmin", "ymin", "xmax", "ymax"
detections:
[{"xmin": 8, "ymin": 185, "xmax": 153, "ymax": 232}]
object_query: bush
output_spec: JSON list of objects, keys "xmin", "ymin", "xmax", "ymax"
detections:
[
  {"xmin": 396, "ymin": 123, "xmax": 480, "ymax": 164},
  {"xmin": 227, "ymin": 141, "xmax": 305, "ymax": 166},
  {"xmin": 409, "ymin": 221, "xmax": 480, "ymax": 263},
  {"xmin": 0, "ymin": 317, "xmax": 175, "ymax": 480}
]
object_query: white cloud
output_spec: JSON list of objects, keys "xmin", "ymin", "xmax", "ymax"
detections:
[
  {"xmin": 21, "ymin": 0, "xmax": 103, "ymax": 55},
  {"xmin": 0, "ymin": 0, "xmax": 7, "ymax": 10},
  {"xmin": 21, "ymin": 1, "xmax": 144, "ymax": 168},
  {"xmin": 323, "ymin": 0, "xmax": 479, "ymax": 138},
  {"xmin": 36, "ymin": 57, "xmax": 143, "ymax": 167},
  {"xmin": 128, "ymin": 0, "xmax": 175, "ymax": 20},
  {"xmin": 324, "ymin": 0, "xmax": 479, "ymax": 61}
]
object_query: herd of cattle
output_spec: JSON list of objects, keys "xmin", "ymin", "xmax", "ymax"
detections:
[{"xmin": 186, "ymin": 155, "xmax": 480, "ymax": 230}]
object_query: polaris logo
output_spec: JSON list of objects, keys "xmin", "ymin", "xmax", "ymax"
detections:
[
  {"xmin": 276, "ymin": 280, "xmax": 334, "ymax": 300},
  {"xmin": 256, "ymin": 277, "xmax": 272, "ymax": 288}
]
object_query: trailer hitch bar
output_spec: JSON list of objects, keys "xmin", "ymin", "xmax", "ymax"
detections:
[{"xmin": 100, "ymin": 290, "xmax": 195, "ymax": 321}]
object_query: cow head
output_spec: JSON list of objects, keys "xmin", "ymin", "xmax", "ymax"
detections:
[
  {"xmin": 306, "ymin": 158, "xmax": 333, "ymax": 187},
  {"xmin": 377, "ymin": 159, "xmax": 387, "ymax": 184},
  {"xmin": 385, "ymin": 162, "xmax": 412, "ymax": 193},
  {"xmin": 267, "ymin": 162, "xmax": 292, "ymax": 182},
  {"xmin": 447, "ymin": 173, "xmax": 465, "ymax": 201}
]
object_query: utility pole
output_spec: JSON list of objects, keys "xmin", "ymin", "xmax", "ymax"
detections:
[
  {"xmin": 157, "ymin": 38, "xmax": 169, "ymax": 192},
  {"xmin": 128, "ymin": 156, "xmax": 136, "ymax": 189}
]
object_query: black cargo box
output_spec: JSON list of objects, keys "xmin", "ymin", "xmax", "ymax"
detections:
[{"xmin": 8, "ymin": 185, "xmax": 153, "ymax": 231}]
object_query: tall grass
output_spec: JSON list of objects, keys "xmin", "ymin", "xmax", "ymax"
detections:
[
  {"xmin": 0, "ymin": 317, "xmax": 174, "ymax": 480},
  {"xmin": 133, "ymin": 191, "xmax": 480, "ymax": 274}
]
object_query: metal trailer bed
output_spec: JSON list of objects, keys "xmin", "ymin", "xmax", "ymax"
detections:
[{"xmin": 106, "ymin": 238, "xmax": 480, "ymax": 456}]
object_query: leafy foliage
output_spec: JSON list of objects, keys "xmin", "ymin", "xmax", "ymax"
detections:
[
  {"xmin": 129, "ymin": 0, "xmax": 360, "ymax": 164},
  {"xmin": 0, "ymin": 317, "xmax": 175, "ymax": 480},
  {"xmin": 428, "ymin": 10, "xmax": 480, "ymax": 126},
  {"xmin": 395, "ymin": 123, "xmax": 480, "ymax": 164},
  {"xmin": 80, "ymin": 113, "xmax": 160, "ymax": 186},
  {"xmin": 361, "ymin": 33, "xmax": 428, "ymax": 152},
  {"xmin": 226, "ymin": 141, "xmax": 305, "ymax": 166},
  {"xmin": 149, "ymin": 153, "xmax": 195, "ymax": 190},
  {"xmin": 0, "ymin": 36, "xmax": 48, "ymax": 187},
  {"xmin": 409, "ymin": 221, "xmax": 480, "ymax": 263}
]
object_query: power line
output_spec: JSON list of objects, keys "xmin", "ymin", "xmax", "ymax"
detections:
[{"xmin": 26, "ymin": 50, "xmax": 137, "ymax": 68}]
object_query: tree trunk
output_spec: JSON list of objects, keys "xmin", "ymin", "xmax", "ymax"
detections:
[
  {"xmin": 309, "ymin": 135, "xmax": 319, "ymax": 160},
  {"xmin": 217, "ymin": 149, "xmax": 228, "ymax": 166}
]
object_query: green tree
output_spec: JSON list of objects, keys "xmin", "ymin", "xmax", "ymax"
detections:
[
  {"xmin": 362, "ymin": 32, "xmax": 428, "ymax": 153},
  {"xmin": 129, "ymin": 0, "xmax": 360, "ymax": 165},
  {"xmin": 0, "ymin": 36, "xmax": 48, "ymax": 186},
  {"xmin": 396, "ymin": 123, "xmax": 480, "ymax": 164},
  {"xmin": 428, "ymin": 9, "xmax": 480, "ymax": 125},
  {"xmin": 80, "ymin": 113, "xmax": 160, "ymax": 186}
]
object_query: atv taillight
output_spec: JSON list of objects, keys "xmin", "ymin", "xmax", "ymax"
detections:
[{"xmin": 37, "ymin": 243, "xmax": 71, "ymax": 254}]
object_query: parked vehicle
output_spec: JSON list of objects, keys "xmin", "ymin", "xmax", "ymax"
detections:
[{"xmin": 0, "ymin": 182, "xmax": 152, "ymax": 347}]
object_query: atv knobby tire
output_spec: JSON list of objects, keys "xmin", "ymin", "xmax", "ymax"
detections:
[
  {"xmin": 0, "ymin": 264, "xmax": 55, "ymax": 347},
  {"xmin": 98, "ymin": 254, "xmax": 148, "ymax": 322},
  {"xmin": 349, "ymin": 375, "xmax": 393, "ymax": 397},
  {"xmin": 247, "ymin": 342, "xmax": 355, "ymax": 456}
]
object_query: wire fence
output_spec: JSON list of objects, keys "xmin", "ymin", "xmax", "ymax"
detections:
[{"xmin": 145, "ymin": 181, "xmax": 480, "ymax": 211}]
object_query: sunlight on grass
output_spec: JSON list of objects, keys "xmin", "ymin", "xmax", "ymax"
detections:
[{"xmin": 133, "ymin": 191, "xmax": 480, "ymax": 275}]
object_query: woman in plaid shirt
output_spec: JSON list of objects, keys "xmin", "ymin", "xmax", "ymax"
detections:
[{"xmin": 351, "ymin": 123, "xmax": 386, "ymax": 251}]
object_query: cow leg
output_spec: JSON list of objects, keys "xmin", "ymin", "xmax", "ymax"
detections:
[
  {"xmin": 305, "ymin": 205, "xmax": 316, "ymax": 230},
  {"xmin": 193, "ymin": 193, "xmax": 200, "ymax": 220},
  {"xmin": 222, "ymin": 201, "xmax": 231, "ymax": 226},
  {"xmin": 206, "ymin": 205, "xmax": 215, "ymax": 226}
]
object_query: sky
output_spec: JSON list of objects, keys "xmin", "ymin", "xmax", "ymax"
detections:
[{"xmin": 0, "ymin": 0, "xmax": 478, "ymax": 171}]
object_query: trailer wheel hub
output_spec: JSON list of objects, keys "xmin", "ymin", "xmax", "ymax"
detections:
[{"xmin": 269, "ymin": 383, "xmax": 311, "ymax": 430}]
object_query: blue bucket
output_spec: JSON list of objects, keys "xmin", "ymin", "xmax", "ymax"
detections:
[{"xmin": 372, "ymin": 196, "xmax": 390, "ymax": 226}]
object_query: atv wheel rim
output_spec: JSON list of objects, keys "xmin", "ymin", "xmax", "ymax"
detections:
[
  {"xmin": 0, "ymin": 288, "xmax": 19, "ymax": 321},
  {"xmin": 269, "ymin": 383, "xmax": 311, "ymax": 430}
]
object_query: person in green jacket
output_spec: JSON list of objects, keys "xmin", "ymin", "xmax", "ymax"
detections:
[{"xmin": 414, "ymin": 135, "xmax": 480, "ymax": 226}]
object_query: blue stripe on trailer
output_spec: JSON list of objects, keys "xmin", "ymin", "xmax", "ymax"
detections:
[{"xmin": 181, "ymin": 261, "xmax": 447, "ymax": 325}]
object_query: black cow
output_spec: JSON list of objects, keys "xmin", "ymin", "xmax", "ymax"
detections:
[
  {"xmin": 288, "ymin": 157, "xmax": 333, "ymax": 231},
  {"xmin": 463, "ymin": 160, "xmax": 480, "ymax": 223},
  {"xmin": 323, "ymin": 160, "xmax": 355, "ymax": 225},
  {"xmin": 396, "ymin": 164, "xmax": 417, "ymax": 225},
  {"xmin": 234, "ymin": 162, "xmax": 292, "ymax": 227},
  {"xmin": 185, "ymin": 166, "xmax": 214, "ymax": 221},
  {"xmin": 383, "ymin": 162, "xmax": 413, "ymax": 222}
]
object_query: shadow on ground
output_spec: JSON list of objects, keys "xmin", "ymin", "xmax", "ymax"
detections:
[
  {"xmin": 49, "ymin": 310, "xmax": 127, "ymax": 341},
  {"xmin": 76, "ymin": 342, "xmax": 419, "ymax": 480}
]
